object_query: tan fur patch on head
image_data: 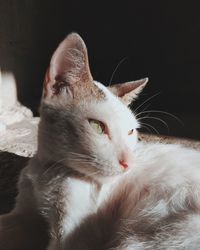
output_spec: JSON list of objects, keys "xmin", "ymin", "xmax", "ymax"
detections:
[
  {"xmin": 47, "ymin": 78, "xmax": 106, "ymax": 103},
  {"xmin": 72, "ymin": 80, "xmax": 106, "ymax": 102},
  {"xmin": 44, "ymin": 72, "xmax": 105, "ymax": 102}
]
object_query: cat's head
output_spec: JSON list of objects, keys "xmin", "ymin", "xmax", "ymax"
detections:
[{"xmin": 38, "ymin": 33, "xmax": 148, "ymax": 183}]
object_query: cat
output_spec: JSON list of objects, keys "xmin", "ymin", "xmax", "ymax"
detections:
[{"xmin": 1, "ymin": 33, "xmax": 200, "ymax": 250}]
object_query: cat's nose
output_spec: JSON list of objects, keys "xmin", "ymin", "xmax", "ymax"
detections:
[{"xmin": 119, "ymin": 160, "xmax": 128, "ymax": 170}]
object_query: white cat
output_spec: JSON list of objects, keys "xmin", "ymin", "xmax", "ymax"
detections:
[{"xmin": 1, "ymin": 33, "xmax": 200, "ymax": 250}]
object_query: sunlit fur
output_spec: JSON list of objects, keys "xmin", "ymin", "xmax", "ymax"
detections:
[
  {"xmin": 61, "ymin": 142, "xmax": 200, "ymax": 250},
  {"xmin": 38, "ymin": 80, "xmax": 139, "ymax": 184},
  {"xmin": 1, "ymin": 33, "xmax": 200, "ymax": 250}
]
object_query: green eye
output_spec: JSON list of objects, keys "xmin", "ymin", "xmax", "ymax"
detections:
[{"xmin": 89, "ymin": 119, "xmax": 105, "ymax": 134}]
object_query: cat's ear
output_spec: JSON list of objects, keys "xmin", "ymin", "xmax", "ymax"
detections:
[
  {"xmin": 43, "ymin": 33, "xmax": 92, "ymax": 100},
  {"xmin": 108, "ymin": 78, "xmax": 148, "ymax": 105}
]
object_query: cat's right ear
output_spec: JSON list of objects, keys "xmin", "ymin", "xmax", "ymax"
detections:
[
  {"xmin": 108, "ymin": 78, "xmax": 148, "ymax": 106},
  {"xmin": 42, "ymin": 33, "xmax": 93, "ymax": 102}
]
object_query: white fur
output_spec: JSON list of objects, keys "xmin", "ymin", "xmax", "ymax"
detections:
[
  {"xmin": 36, "ymin": 79, "xmax": 200, "ymax": 249},
  {"xmin": 33, "ymin": 34, "xmax": 200, "ymax": 249},
  {"xmin": 2, "ymin": 33, "xmax": 200, "ymax": 250},
  {"xmin": 62, "ymin": 179, "xmax": 92, "ymax": 236},
  {"xmin": 92, "ymin": 81, "xmax": 139, "ymax": 169}
]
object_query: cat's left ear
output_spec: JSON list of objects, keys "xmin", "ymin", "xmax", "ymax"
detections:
[{"xmin": 108, "ymin": 78, "xmax": 148, "ymax": 106}]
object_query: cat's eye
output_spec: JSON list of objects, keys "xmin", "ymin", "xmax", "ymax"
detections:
[
  {"xmin": 128, "ymin": 129, "xmax": 134, "ymax": 135},
  {"xmin": 89, "ymin": 119, "xmax": 106, "ymax": 135}
]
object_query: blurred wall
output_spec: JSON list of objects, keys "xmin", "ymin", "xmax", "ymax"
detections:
[{"xmin": 0, "ymin": 0, "xmax": 200, "ymax": 139}]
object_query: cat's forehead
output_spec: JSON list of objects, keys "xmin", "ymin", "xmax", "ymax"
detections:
[
  {"xmin": 72, "ymin": 80, "xmax": 106, "ymax": 102},
  {"xmin": 91, "ymin": 81, "xmax": 139, "ymax": 127}
]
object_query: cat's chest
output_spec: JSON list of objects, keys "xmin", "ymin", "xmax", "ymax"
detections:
[{"xmin": 62, "ymin": 178, "xmax": 96, "ymax": 236}]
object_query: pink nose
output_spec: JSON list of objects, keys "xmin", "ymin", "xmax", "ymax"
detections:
[{"xmin": 119, "ymin": 160, "xmax": 128, "ymax": 169}]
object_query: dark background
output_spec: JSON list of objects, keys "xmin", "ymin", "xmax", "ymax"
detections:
[{"xmin": 0, "ymin": 0, "xmax": 200, "ymax": 139}]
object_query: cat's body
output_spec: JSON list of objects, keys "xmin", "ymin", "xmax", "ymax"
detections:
[
  {"xmin": 1, "ymin": 33, "xmax": 200, "ymax": 250},
  {"xmin": 63, "ymin": 142, "xmax": 200, "ymax": 250},
  {"xmin": 12, "ymin": 141, "xmax": 200, "ymax": 250}
]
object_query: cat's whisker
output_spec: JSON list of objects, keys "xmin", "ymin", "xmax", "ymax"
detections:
[
  {"xmin": 138, "ymin": 123, "xmax": 152, "ymax": 134},
  {"xmin": 134, "ymin": 92, "xmax": 161, "ymax": 113},
  {"xmin": 86, "ymin": 170, "xmax": 102, "ymax": 178},
  {"xmin": 139, "ymin": 122, "xmax": 160, "ymax": 135},
  {"xmin": 146, "ymin": 124, "xmax": 160, "ymax": 135},
  {"xmin": 39, "ymin": 158, "xmax": 68, "ymax": 179},
  {"xmin": 66, "ymin": 155, "xmax": 111, "ymax": 178},
  {"xmin": 68, "ymin": 152, "xmax": 95, "ymax": 160},
  {"xmin": 68, "ymin": 152, "xmax": 112, "ymax": 172},
  {"xmin": 108, "ymin": 56, "xmax": 128, "ymax": 86},
  {"xmin": 68, "ymin": 152, "xmax": 104, "ymax": 170},
  {"xmin": 136, "ymin": 110, "xmax": 184, "ymax": 126},
  {"xmin": 138, "ymin": 116, "xmax": 169, "ymax": 132},
  {"xmin": 135, "ymin": 103, "xmax": 152, "ymax": 118}
]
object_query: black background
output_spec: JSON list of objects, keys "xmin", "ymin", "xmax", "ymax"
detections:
[{"xmin": 0, "ymin": 0, "xmax": 200, "ymax": 139}]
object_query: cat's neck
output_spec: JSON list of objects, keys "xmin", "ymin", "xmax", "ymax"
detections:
[
  {"xmin": 24, "ymin": 154, "xmax": 122, "ymax": 241},
  {"xmin": 32, "ymin": 154, "xmax": 97, "ymax": 184}
]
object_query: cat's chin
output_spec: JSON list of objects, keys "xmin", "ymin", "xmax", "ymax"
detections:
[
  {"xmin": 91, "ymin": 164, "xmax": 131, "ymax": 184},
  {"xmin": 66, "ymin": 160, "xmax": 125, "ymax": 184},
  {"xmin": 84, "ymin": 170, "xmax": 126, "ymax": 185},
  {"xmin": 93, "ymin": 174, "xmax": 122, "ymax": 185},
  {"xmin": 68, "ymin": 165, "xmax": 124, "ymax": 184}
]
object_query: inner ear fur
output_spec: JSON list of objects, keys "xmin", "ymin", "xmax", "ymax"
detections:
[
  {"xmin": 108, "ymin": 78, "xmax": 148, "ymax": 105},
  {"xmin": 43, "ymin": 33, "xmax": 93, "ymax": 99}
]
